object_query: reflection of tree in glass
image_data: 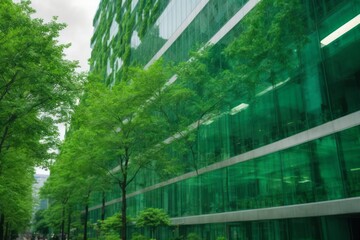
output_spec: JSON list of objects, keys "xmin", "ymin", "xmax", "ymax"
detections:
[
  {"xmin": 224, "ymin": 0, "xmax": 308, "ymax": 139},
  {"xmin": 224, "ymin": 0, "xmax": 308, "ymax": 97}
]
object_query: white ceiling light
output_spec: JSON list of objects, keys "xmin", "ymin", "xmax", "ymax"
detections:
[
  {"xmin": 230, "ymin": 103, "xmax": 249, "ymax": 115},
  {"xmin": 321, "ymin": 14, "xmax": 360, "ymax": 47}
]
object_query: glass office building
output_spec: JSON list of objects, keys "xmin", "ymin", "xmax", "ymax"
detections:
[{"xmin": 89, "ymin": 0, "xmax": 360, "ymax": 239}]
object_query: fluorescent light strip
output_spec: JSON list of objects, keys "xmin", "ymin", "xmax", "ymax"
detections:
[
  {"xmin": 255, "ymin": 78, "xmax": 290, "ymax": 97},
  {"xmin": 321, "ymin": 14, "xmax": 360, "ymax": 47},
  {"xmin": 230, "ymin": 103, "xmax": 249, "ymax": 115}
]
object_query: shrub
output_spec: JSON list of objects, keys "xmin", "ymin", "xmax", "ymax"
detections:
[
  {"xmin": 216, "ymin": 237, "xmax": 226, "ymax": 240},
  {"xmin": 186, "ymin": 233, "xmax": 201, "ymax": 240},
  {"xmin": 131, "ymin": 233, "xmax": 147, "ymax": 240}
]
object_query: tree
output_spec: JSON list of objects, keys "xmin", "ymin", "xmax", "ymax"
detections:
[
  {"xmin": 40, "ymin": 158, "xmax": 79, "ymax": 240},
  {"xmin": 96, "ymin": 213, "xmax": 132, "ymax": 240},
  {"xmin": 0, "ymin": 0, "xmax": 81, "ymax": 237},
  {"xmin": 41, "ymin": 60, "xmax": 174, "ymax": 240},
  {"xmin": 135, "ymin": 208, "xmax": 171, "ymax": 239},
  {"xmin": 0, "ymin": 0, "xmax": 81, "ymax": 167},
  {"xmin": 186, "ymin": 233, "xmax": 202, "ymax": 240},
  {"xmin": 77, "ymin": 52, "xmax": 234, "ymax": 240},
  {"xmin": 100, "ymin": 213, "xmax": 122, "ymax": 236},
  {"xmin": 68, "ymin": 60, "xmax": 176, "ymax": 240},
  {"xmin": 33, "ymin": 210, "xmax": 50, "ymax": 238},
  {"xmin": 54, "ymin": 124, "xmax": 112, "ymax": 240},
  {"xmin": 0, "ymin": 150, "xmax": 34, "ymax": 239}
]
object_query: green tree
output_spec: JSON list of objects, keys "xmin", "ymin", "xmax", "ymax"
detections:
[
  {"xmin": 57, "ymin": 63, "xmax": 183, "ymax": 240},
  {"xmin": 0, "ymin": 0, "xmax": 81, "ymax": 238},
  {"xmin": 135, "ymin": 208, "xmax": 171, "ymax": 239},
  {"xmin": 40, "ymin": 158, "xmax": 78, "ymax": 240},
  {"xmin": 186, "ymin": 233, "xmax": 202, "ymax": 240},
  {"xmin": 33, "ymin": 210, "xmax": 50, "ymax": 237},
  {"xmin": 53, "ymin": 123, "xmax": 112, "ymax": 240},
  {"xmin": 96, "ymin": 213, "xmax": 132, "ymax": 240},
  {"xmin": 0, "ymin": 150, "xmax": 34, "ymax": 239},
  {"xmin": 68, "ymin": 60, "xmax": 175, "ymax": 240}
]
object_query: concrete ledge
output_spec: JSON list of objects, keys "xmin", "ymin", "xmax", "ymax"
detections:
[
  {"xmin": 171, "ymin": 197, "xmax": 360, "ymax": 225},
  {"xmin": 89, "ymin": 111, "xmax": 360, "ymax": 211}
]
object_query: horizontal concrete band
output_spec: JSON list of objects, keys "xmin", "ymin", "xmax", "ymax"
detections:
[
  {"xmin": 171, "ymin": 197, "xmax": 360, "ymax": 225},
  {"xmin": 88, "ymin": 111, "xmax": 360, "ymax": 212}
]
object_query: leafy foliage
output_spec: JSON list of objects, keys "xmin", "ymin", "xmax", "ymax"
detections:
[
  {"xmin": 130, "ymin": 233, "xmax": 147, "ymax": 240},
  {"xmin": 224, "ymin": 0, "xmax": 307, "ymax": 96},
  {"xmin": 0, "ymin": 0, "xmax": 81, "ymax": 236},
  {"xmin": 135, "ymin": 208, "xmax": 171, "ymax": 228},
  {"xmin": 215, "ymin": 237, "xmax": 226, "ymax": 240},
  {"xmin": 90, "ymin": 0, "xmax": 165, "ymax": 84},
  {"xmin": 98, "ymin": 213, "xmax": 122, "ymax": 236},
  {"xmin": 186, "ymin": 233, "xmax": 202, "ymax": 240},
  {"xmin": 33, "ymin": 210, "xmax": 50, "ymax": 236},
  {"xmin": 135, "ymin": 208, "xmax": 170, "ymax": 239},
  {"xmin": 42, "ymin": 60, "xmax": 178, "ymax": 240},
  {"xmin": 40, "ymin": 2, "xmax": 311, "ymax": 240}
]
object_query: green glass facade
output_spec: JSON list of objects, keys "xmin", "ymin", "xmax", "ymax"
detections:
[{"xmin": 90, "ymin": 0, "xmax": 360, "ymax": 239}]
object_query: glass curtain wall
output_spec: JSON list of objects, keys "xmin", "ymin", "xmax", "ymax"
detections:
[
  {"xmin": 88, "ymin": 0, "xmax": 360, "ymax": 238},
  {"xmin": 110, "ymin": 0, "xmax": 360, "ymax": 199}
]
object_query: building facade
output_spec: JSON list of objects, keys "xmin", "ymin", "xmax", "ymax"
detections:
[{"xmin": 89, "ymin": 0, "xmax": 360, "ymax": 239}]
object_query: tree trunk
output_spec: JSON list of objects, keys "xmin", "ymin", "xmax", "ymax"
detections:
[
  {"xmin": 83, "ymin": 203, "xmax": 88, "ymax": 240},
  {"xmin": 61, "ymin": 206, "xmax": 66, "ymax": 240},
  {"xmin": 67, "ymin": 211, "xmax": 71, "ymax": 240},
  {"xmin": 120, "ymin": 181, "xmax": 127, "ymax": 240},
  {"xmin": 101, "ymin": 191, "xmax": 106, "ymax": 221},
  {"xmin": 4, "ymin": 222, "xmax": 9, "ymax": 240},
  {"xmin": 151, "ymin": 227, "xmax": 155, "ymax": 239},
  {"xmin": 0, "ymin": 214, "xmax": 4, "ymax": 240}
]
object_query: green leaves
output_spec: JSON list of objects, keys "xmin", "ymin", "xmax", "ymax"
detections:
[
  {"xmin": 0, "ymin": 0, "xmax": 82, "ymax": 234},
  {"xmin": 40, "ymin": 60, "xmax": 178, "ymax": 240},
  {"xmin": 98, "ymin": 213, "xmax": 122, "ymax": 234},
  {"xmin": 39, "ymin": 2, "xmax": 311, "ymax": 236},
  {"xmin": 135, "ymin": 208, "xmax": 171, "ymax": 239},
  {"xmin": 225, "ymin": 0, "xmax": 307, "ymax": 93},
  {"xmin": 135, "ymin": 208, "xmax": 170, "ymax": 228},
  {"xmin": 0, "ymin": 0, "xmax": 81, "ymax": 164}
]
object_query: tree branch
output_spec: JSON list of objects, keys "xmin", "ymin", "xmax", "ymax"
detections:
[{"xmin": 0, "ymin": 71, "xmax": 19, "ymax": 102}]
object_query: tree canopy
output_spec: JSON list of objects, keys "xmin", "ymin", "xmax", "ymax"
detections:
[
  {"xmin": 135, "ymin": 208, "xmax": 171, "ymax": 229},
  {"xmin": 0, "ymin": 0, "xmax": 82, "ymax": 238}
]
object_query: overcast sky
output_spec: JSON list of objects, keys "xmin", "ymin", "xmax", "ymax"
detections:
[
  {"xmin": 30, "ymin": 0, "xmax": 100, "ymax": 71},
  {"xmin": 30, "ymin": 0, "xmax": 100, "ymax": 174}
]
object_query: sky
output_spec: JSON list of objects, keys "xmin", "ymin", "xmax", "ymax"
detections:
[
  {"xmin": 29, "ymin": 0, "xmax": 101, "ymax": 175},
  {"xmin": 30, "ymin": 0, "xmax": 100, "ymax": 71}
]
